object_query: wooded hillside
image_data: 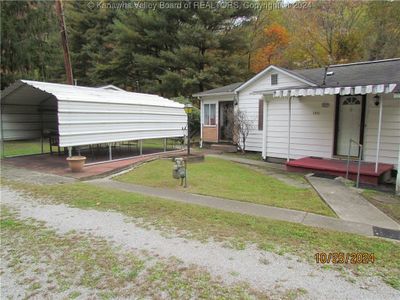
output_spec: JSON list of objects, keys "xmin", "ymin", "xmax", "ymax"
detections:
[{"xmin": 2, "ymin": 0, "xmax": 400, "ymax": 97}]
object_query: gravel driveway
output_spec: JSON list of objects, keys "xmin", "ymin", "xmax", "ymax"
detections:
[{"xmin": 1, "ymin": 187, "xmax": 399, "ymax": 300}]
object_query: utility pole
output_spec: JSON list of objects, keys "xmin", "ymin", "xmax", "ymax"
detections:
[{"xmin": 55, "ymin": 0, "xmax": 73, "ymax": 85}]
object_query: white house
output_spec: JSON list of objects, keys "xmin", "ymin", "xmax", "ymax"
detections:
[
  {"xmin": 194, "ymin": 58, "xmax": 400, "ymax": 187},
  {"xmin": 1, "ymin": 80, "xmax": 187, "ymax": 159}
]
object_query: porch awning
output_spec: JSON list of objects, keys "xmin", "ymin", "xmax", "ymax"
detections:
[{"xmin": 253, "ymin": 83, "xmax": 398, "ymax": 98}]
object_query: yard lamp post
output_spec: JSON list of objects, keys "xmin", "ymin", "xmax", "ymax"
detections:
[{"xmin": 184, "ymin": 103, "xmax": 193, "ymax": 156}]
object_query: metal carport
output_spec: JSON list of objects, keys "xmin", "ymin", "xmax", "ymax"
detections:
[{"xmin": 1, "ymin": 80, "xmax": 186, "ymax": 160}]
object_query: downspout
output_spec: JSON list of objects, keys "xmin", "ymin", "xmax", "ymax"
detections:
[
  {"xmin": 375, "ymin": 96, "xmax": 383, "ymax": 173},
  {"xmin": 287, "ymin": 96, "xmax": 292, "ymax": 162},
  {"xmin": 234, "ymin": 90, "xmax": 239, "ymax": 147}
]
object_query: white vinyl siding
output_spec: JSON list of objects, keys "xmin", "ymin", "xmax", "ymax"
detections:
[
  {"xmin": 264, "ymin": 96, "xmax": 335, "ymax": 159},
  {"xmin": 363, "ymin": 94, "xmax": 400, "ymax": 169},
  {"xmin": 238, "ymin": 70, "xmax": 307, "ymax": 152}
]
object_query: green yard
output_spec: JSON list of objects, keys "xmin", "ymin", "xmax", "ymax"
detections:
[
  {"xmin": 1, "ymin": 139, "xmax": 43, "ymax": 157},
  {"xmin": 116, "ymin": 157, "xmax": 335, "ymax": 217},
  {"xmin": 3, "ymin": 180, "xmax": 399, "ymax": 289}
]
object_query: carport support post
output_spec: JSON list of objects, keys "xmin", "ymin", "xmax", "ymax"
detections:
[
  {"xmin": 40, "ymin": 109, "xmax": 44, "ymax": 154},
  {"xmin": 0, "ymin": 105, "xmax": 4, "ymax": 158},
  {"xmin": 375, "ymin": 97, "xmax": 383, "ymax": 173},
  {"xmin": 108, "ymin": 143, "xmax": 112, "ymax": 161},
  {"xmin": 139, "ymin": 140, "xmax": 143, "ymax": 155},
  {"xmin": 68, "ymin": 147, "xmax": 72, "ymax": 157}
]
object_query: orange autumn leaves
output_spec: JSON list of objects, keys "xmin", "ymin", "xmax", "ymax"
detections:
[{"xmin": 251, "ymin": 23, "xmax": 289, "ymax": 73}]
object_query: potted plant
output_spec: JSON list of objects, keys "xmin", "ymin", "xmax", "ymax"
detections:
[{"xmin": 66, "ymin": 156, "xmax": 86, "ymax": 172}]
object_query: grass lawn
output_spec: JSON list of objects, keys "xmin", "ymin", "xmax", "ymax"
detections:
[
  {"xmin": 1, "ymin": 139, "xmax": 44, "ymax": 157},
  {"xmin": 3, "ymin": 180, "xmax": 400, "ymax": 289},
  {"xmin": 362, "ymin": 189, "xmax": 400, "ymax": 223},
  {"xmin": 141, "ymin": 138, "xmax": 183, "ymax": 152},
  {"xmin": 116, "ymin": 157, "xmax": 335, "ymax": 217}
]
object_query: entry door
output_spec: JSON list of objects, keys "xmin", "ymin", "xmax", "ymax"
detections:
[
  {"xmin": 336, "ymin": 96, "xmax": 363, "ymax": 156},
  {"xmin": 219, "ymin": 101, "xmax": 234, "ymax": 141}
]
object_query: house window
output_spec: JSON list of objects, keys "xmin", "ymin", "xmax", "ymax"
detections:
[
  {"xmin": 271, "ymin": 74, "xmax": 278, "ymax": 85},
  {"xmin": 204, "ymin": 103, "xmax": 216, "ymax": 125}
]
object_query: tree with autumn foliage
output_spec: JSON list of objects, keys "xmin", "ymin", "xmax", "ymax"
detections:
[{"xmin": 250, "ymin": 23, "xmax": 289, "ymax": 73}]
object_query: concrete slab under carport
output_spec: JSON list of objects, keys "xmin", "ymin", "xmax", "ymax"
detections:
[{"xmin": 2, "ymin": 149, "xmax": 185, "ymax": 180}]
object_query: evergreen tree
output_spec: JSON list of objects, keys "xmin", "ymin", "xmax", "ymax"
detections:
[
  {"xmin": 1, "ymin": 0, "xmax": 64, "ymax": 89},
  {"xmin": 64, "ymin": 0, "xmax": 117, "ymax": 86}
]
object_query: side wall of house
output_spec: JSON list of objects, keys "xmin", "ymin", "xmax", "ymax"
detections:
[
  {"xmin": 364, "ymin": 93, "xmax": 400, "ymax": 169},
  {"xmin": 240, "ymin": 84, "xmax": 399, "ymax": 168},
  {"xmin": 265, "ymin": 95, "xmax": 336, "ymax": 159},
  {"xmin": 237, "ymin": 70, "xmax": 311, "ymax": 152},
  {"xmin": 201, "ymin": 94, "xmax": 235, "ymax": 143}
]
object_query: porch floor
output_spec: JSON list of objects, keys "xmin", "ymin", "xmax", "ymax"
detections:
[{"xmin": 286, "ymin": 157, "xmax": 394, "ymax": 186}]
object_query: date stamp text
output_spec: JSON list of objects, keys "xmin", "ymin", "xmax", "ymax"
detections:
[{"xmin": 315, "ymin": 252, "xmax": 375, "ymax": 264}]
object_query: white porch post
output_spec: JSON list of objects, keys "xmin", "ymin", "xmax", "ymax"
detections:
[
  {"xmin": 199, "ymin": 99, "xmax": 203, "ymax": 148},
  {"xmin": 375, "ymin": 97, "xmax": 383, "ymax": 173},
  {"xmin": 287, "ymin": 96, "xmax": 292, "ymax": 162},
  {"xmin": 261, "ymin": 96, "xmax": 268, "ymax": 160}
]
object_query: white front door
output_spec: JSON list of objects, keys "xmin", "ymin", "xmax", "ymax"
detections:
[{"xmin": 336, "ymin": 96, "xmax": 363, "ymax": 156}]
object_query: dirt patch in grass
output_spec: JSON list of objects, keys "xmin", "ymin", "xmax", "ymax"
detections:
[
  {"xmin": 362, "ymin": 189, "xmax": 400, "ymax": 224},
  {"xmin": 3, "ymin": 179, "xmax": 399, "ymax": 290},
  {"xmin": 224, "ymin": 151, "xmax": 264, "ymax": 161},
  {"xmin": 115, "ymin": 157, "xmax": 335, "ymax": 217},
  {"xmin": 1, "ymin": 207, "xmax": 264, "ymax": 299}
]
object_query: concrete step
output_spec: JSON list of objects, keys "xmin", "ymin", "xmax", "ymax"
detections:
[{"xmin": 210, "ymin": 144, "xmax": 237, "ymax": 153}]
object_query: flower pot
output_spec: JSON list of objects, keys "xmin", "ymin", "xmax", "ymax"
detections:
[{"xmin": 66, "ymin": 156, "xmax": 86, "ymax": 172}]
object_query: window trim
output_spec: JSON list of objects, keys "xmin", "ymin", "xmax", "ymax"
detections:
[{"xmin": 203, "ymin": 103, "xmax": 217, "ymax": 126}]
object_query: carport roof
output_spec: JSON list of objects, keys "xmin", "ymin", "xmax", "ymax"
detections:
[{"xmin": 1, "ymin": 80, "xmax": 184, "ymax": 108}]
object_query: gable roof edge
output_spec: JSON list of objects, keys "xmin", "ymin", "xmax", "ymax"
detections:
[{"xmin": 235, "ymin": 65, "xmax": 317, "ymax": 93}]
